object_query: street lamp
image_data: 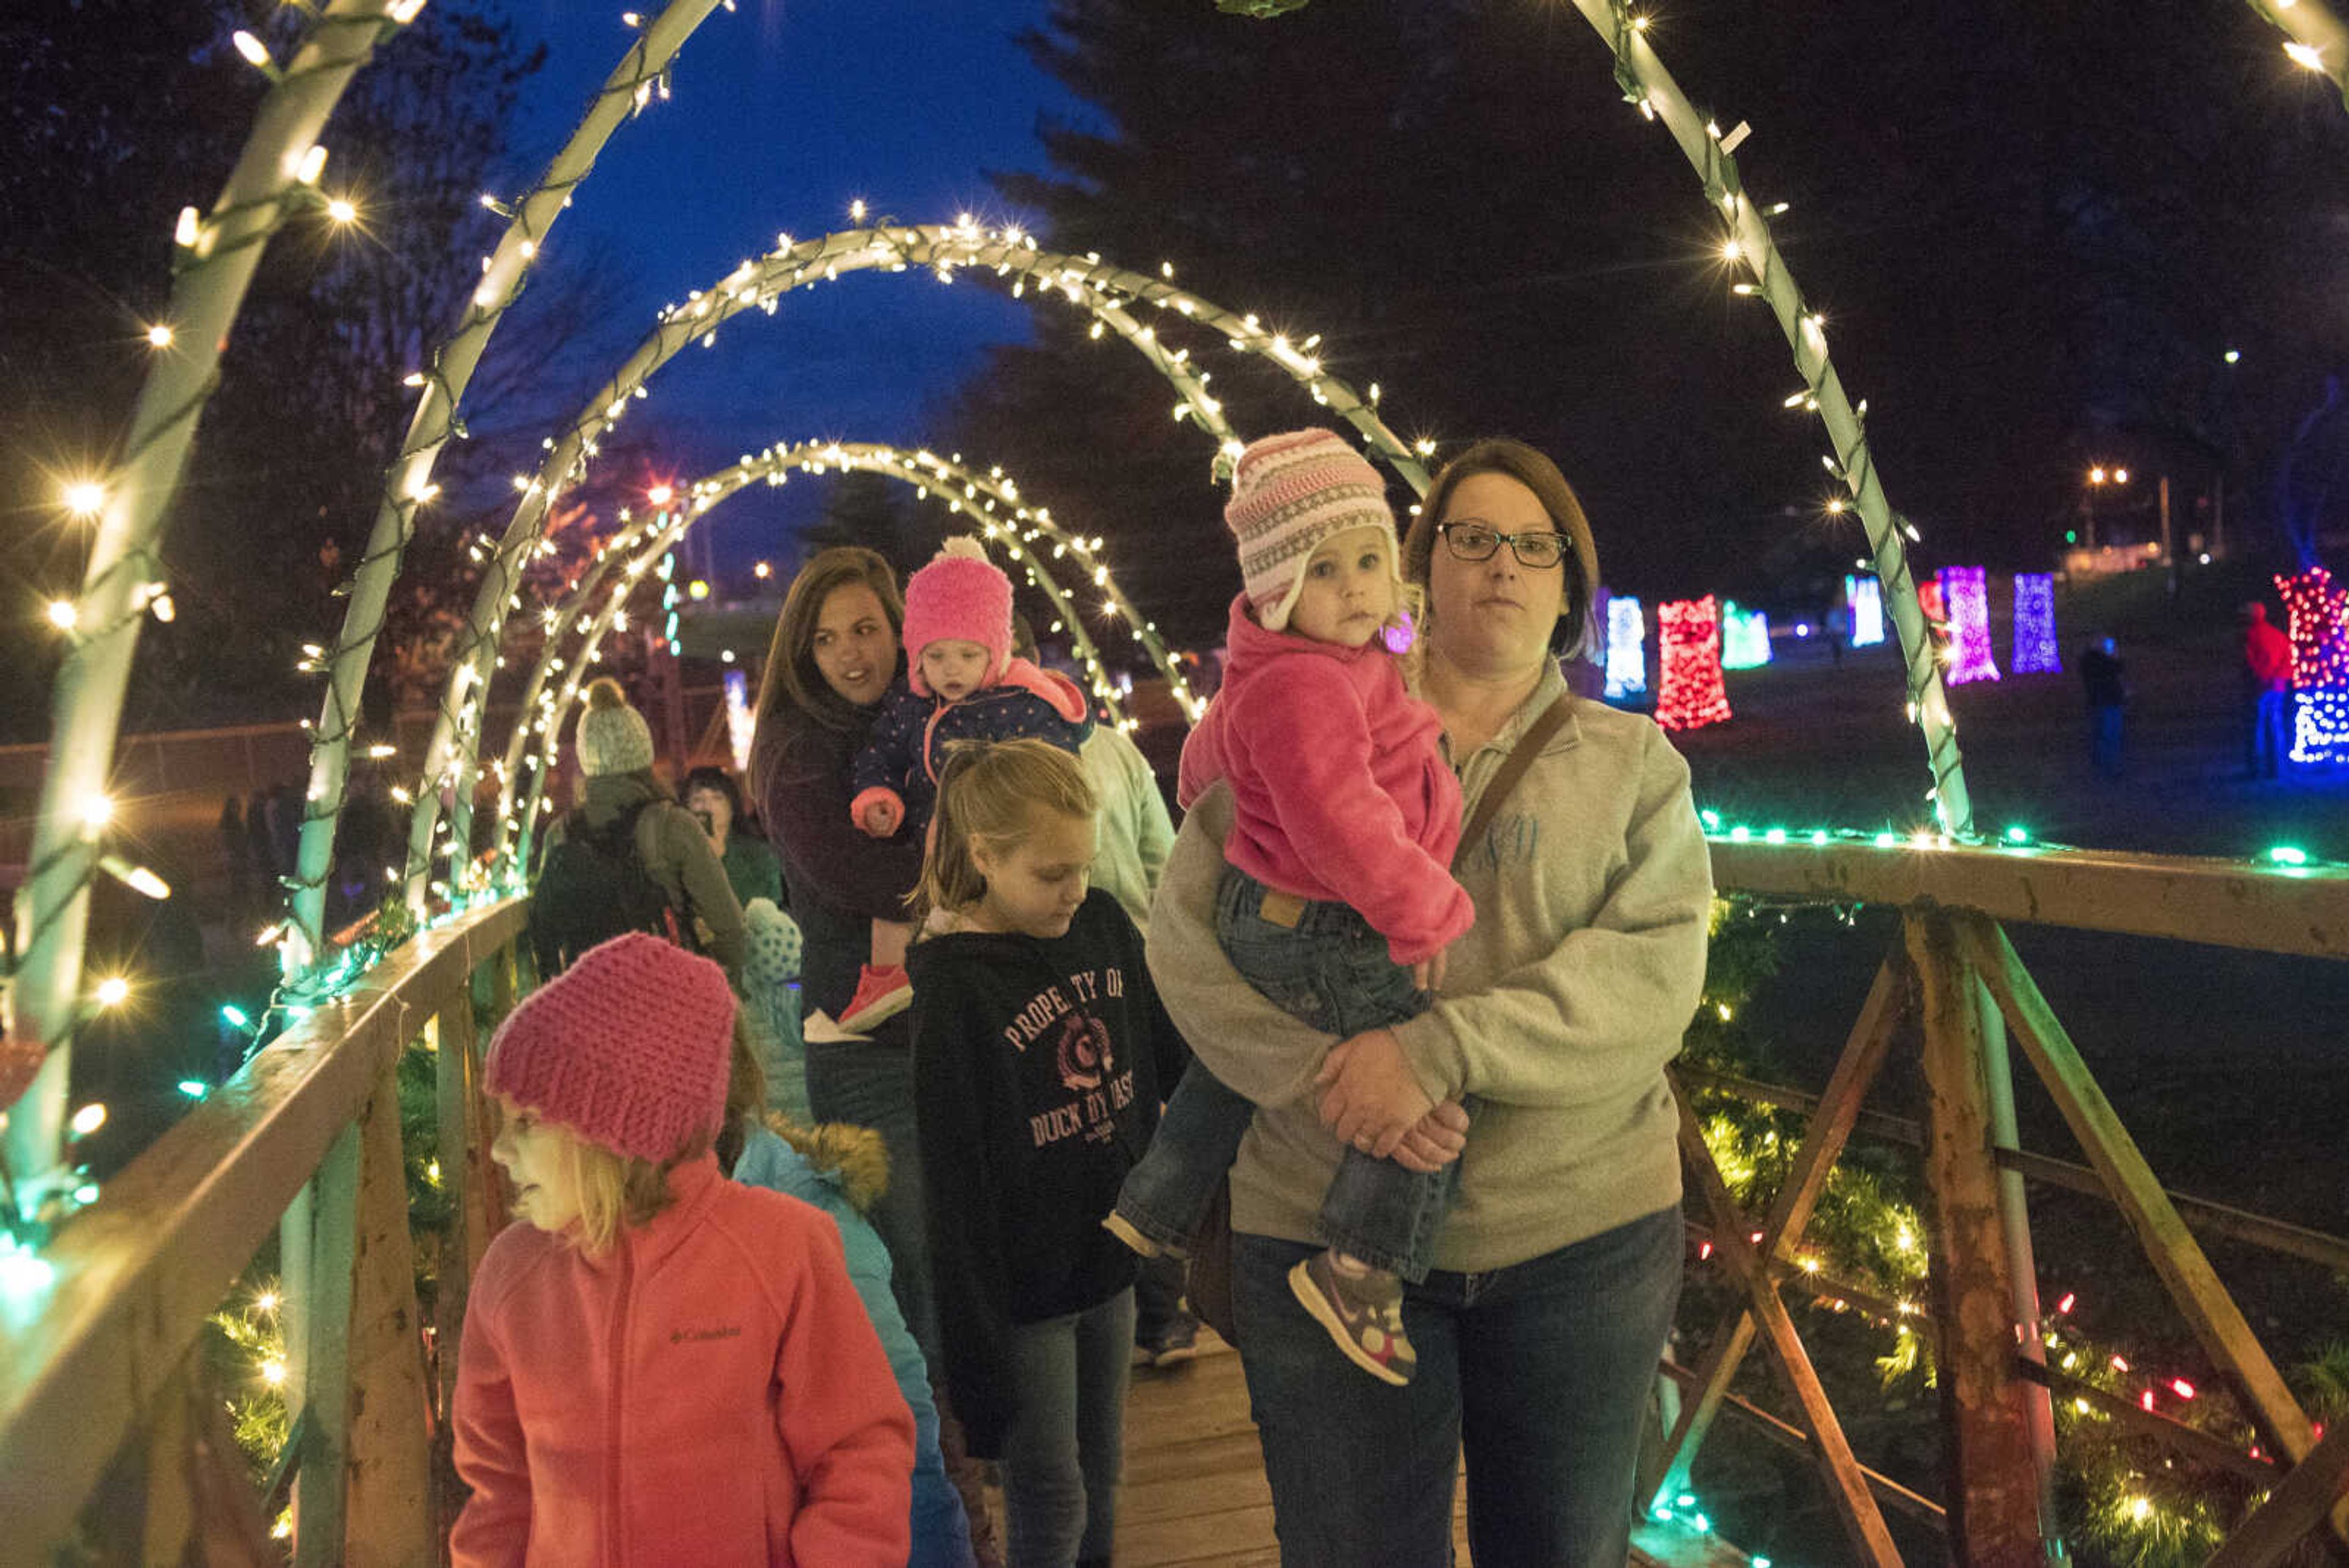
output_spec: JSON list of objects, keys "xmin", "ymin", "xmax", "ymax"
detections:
[{"xmin": 2084, "ymin": 464, "xmax": 2129, "ymax": 551}]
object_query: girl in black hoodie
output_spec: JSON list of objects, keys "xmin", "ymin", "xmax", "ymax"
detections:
[{"xmin": 907, "ymin": 740, "xmax": 1187, "ymax": 1568}]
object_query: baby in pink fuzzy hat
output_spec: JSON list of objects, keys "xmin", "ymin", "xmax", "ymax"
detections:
[{"xmin": 836, "ymin": 537, "xmax": 1094, "ymax": 1032}]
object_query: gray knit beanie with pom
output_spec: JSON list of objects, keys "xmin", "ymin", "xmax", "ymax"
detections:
[{"xmin": 576, "ymin": 677, "xmax": 656, "ymax": 777}]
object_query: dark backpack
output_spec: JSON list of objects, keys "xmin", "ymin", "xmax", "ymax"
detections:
[{"xmin": 529, "ymin": 798, "xmax": 695, "ymax": 975}]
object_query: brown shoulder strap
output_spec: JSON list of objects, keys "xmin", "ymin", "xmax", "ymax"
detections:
[{"xmin": 1457, "ymin": 693, "xmax": 1572, "ymax": 861}]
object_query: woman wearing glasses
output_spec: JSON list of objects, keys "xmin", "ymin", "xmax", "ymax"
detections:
[{"xmin": 1149, "ymin": 438, "xmax": 1710, "ymax": 1566}]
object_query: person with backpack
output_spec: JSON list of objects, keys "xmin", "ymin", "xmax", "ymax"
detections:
[{"xmin": 530, "ymin": 677, "xmax": 746, "ymax": 977}]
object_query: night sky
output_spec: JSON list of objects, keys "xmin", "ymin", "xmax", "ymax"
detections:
[{"xmin": 492, "ymin": 1, "xmax": 1074, "ymax": 568}]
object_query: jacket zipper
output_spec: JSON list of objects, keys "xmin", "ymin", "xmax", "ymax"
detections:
[{"xmin": 605, "ymin": 1246, "xmax": 632, "ymax": 1568}]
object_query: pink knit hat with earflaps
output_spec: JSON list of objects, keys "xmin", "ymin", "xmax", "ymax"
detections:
[
  {"xmin": 484, "ymin": 931, "xmax": 737, "ymax": 1163},
  {"xmin": 1224, "ymin": 429, "xmax": 1399, "ymax": 633},
  {"xmin": 902, "ymin": 536, "xmax": 1013, "ymax": 696}
]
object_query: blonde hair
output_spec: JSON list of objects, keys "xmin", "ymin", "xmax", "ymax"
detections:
[
  {"xmin": 910, "ymin": 740, "xmax": 1097, "ymax": 925},
  {"xmin": 1301, "ymin": 527, "xmax": 1426, "ymax": 683},
  {"xmin": 525, "ymin": 1117, "xmax": 710, "ymax": 1258},
  {"xmin": 584, "ymin": 674, "xmax": 629, "ymax": 715}
]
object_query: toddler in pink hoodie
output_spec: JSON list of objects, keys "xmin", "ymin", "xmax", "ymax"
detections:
[
  {"xmin": 1105, "ymin": 429, "xmax": 1474, "ymax": 1386},
  {"xmin": 451, "ymin": 932, "xmax": 915, "ymax": 1567}
]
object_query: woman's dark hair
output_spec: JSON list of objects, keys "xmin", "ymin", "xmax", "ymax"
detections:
[
  {"xmin": 1401, "ymin": 437, "xmax": 1601, "ymax": 658},
  {"xmin": 752, "ymin": 546, "xmax": 907, "ymax": 738}
]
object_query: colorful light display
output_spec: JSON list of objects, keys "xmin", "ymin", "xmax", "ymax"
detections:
[
  {"xmin": 2276, "ymin": 567, "xmax": 2349, "ymax": 766},
  {"xmin": 722, "ymin": 669, "xmax": 755, "ymax": 775},
  {"xmin": 1657, "ymin": 596, "xmax": 1733, "ymax": 730},
  {"xmin": 1604, "ymin": 595, "xmax": 1647, "ymax": 700},
  {"xmin": 2011, "ymin": 573, "xmax": 2060, "ymax": 674},
  {"xmin": 1937, "ymin": 566, "xmax": 2000, "ymax": 685},
  {"xmin": 1845, "ymin": 574, "xmax": 1885, "ymax": 648},
  {"xmin": 1721, "ymin": 601, "xmax": 1773, "ymax": 669},
  {"xmin": 1917, "ymin": 576, "xmax": 1946, "ymax": 626}
]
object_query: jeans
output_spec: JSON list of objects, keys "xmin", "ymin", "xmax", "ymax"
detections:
[
  {"xmin": 804, "ymin": 1017, "xmax": 940, "ymax": 1369},
  {"xmin": 1000, "ymin": 1288, "xmax": 1136, "ymax": 1568},
  {"xmin": 1113, "ymin": 866, "xmax": 1460, "ymax": 1280},
  {"xmin": 1231, "ymin": 1206, "xmax": 1683, "ymax": 1567},
  {"xmin": 2088, "ymin": 704, "xmax": 2126, "ymax": 778},
  {"xmin": 2248, "ymin": 688, "xmax": 2291, "ymax": 778},
  {"xmin": 1132, "ymin": 1254, "xmax": 1191, "ymax": 1343}
]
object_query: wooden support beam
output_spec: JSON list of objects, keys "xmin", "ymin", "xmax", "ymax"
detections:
[
  {"xmin": 1907, "ymin": 910, "xmax": 2048, "ymax": 1567},
  {"xmin": 1677, "ymin": 1064, "xmax": 2349, "ymax": 1274},
  {"xmin": 288, "ymin": 1125, "xmax": 359, "ymax": 1568},
  {"xmin": 1674, "ymin": 1094, "xmax": 1904, "ymax": 1566},
  {"xmin": 1959, "ymin": 915, "xmax": 2349, "ymax": 1547},
  {"xmin": 1707, "ymin": 836, "xmax": 2349, "ymax": 960},
  {"xmin": 342, "ymin": 1049, "xmax": 434, "ymax": 1567},
  {"xmin": 1651, "ymin": 955, "xmax": 1906, "ymax": 1513},
  {"xmin": 430, "ymin": 996, "xmax": 490, "ymax": 1423},
  {"xmin": 1655, "ymin": 1358, "xmax": 1950, "ymax": 1529},
  {"xmin": 2205, "ymin": 1418, "xmax": 2349, "ymax": 1568}
]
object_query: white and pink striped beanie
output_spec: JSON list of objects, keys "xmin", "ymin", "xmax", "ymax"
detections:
[{"xmin": 1225, "ymin": 429, "xmax": 1397, "ymax": 632}]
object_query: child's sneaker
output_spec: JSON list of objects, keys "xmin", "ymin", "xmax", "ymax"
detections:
[
  {"xmin": 839, "ymin": 964, "xmax": 913, "ymax": 1033},
  {"xmin": 1102, "ymin": 1211, "xmax": 1186, "ymax": 1261},
  {"xmin": 1288, "ymin": 1250, "xmax": 1415, "ymax": 1386},
  {"xmin": 1137, "ymin": 1314, "xmax": 1200, "ymax": 1368}
]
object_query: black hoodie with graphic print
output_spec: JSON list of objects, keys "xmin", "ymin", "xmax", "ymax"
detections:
[{"xmin": 906, "ymin": 886, "xmax": 1189, "ymax": 1458}]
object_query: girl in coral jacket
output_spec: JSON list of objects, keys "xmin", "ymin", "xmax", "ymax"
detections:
[
  {"xmin": 836, "ymin": 536, "xmax": 1093, "ymax": 1035},
  {"xmin": 450, "ymin": 931, "xmax": 915, "ymax": 1568},
  {"xmin": 906, "ymin": 740, "xmax": 1187, "ymax": 1568},
  {"xmin": 1104, "ymin": 429, "xmax": 1476, "ymax": 1391}
]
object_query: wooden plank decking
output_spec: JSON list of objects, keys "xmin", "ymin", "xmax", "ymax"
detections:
[{"xmin": 1112, "ymin": 1331, "xmax": 1748, "ymax": 1567}]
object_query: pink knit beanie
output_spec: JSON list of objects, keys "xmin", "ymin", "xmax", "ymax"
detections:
[
  {"xmin": 1225, "ymin": 429, "xmax": 1397, "ymax": 633},
  {"xmin": 484, "ymin": 932, "xmax": 736, "ymax": 1162},
  {"xmin": 902, "ymin": 537, "xmax": 1012, "ymax": 696}
]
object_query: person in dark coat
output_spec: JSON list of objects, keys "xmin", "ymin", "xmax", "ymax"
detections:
[{"xmin": 2080, "ymin": 636, "xmax": 2129, "ymax": 779}]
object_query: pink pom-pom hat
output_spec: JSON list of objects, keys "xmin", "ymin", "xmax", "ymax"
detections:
[{"xmin": 902, "ymin": 537, "xmax": 1013, "ymax": 696}]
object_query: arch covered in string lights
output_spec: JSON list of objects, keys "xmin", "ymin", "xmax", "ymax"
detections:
[
  {"xmin": 486, "ymin": 441, "xmax": 1198, "ymax": 883},
  {"xmin": 388, "ymin": 221, "xmax": 1455, "ymax": 914}
]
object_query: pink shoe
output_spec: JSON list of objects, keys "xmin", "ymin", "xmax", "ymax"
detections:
[{"xmin": 841, "ymin": 964, "xmax": 913, "ymax": 1033}]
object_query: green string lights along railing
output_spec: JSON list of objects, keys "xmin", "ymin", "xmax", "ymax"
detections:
[
  {"xmin": 7, "ymin": 0, "xmax": 428, "ymax": 1230},
  {"xmin": 289, "ymin": 0, "xmax": 735, "ymax": 960},
  {"xmin": 1567, "ymin": 0, "xmax": 1974, "ymax": 841},
  {"xmin": 396, "ymin": 221, "xmax": 1444, "ymax": 914}
]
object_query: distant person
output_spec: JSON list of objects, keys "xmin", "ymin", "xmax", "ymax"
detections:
[
  {"xmin": 2080, "ymin": 636, "xmax": 2129, "ymax": 779},
  {"xmin": 218, "ymin": 797, "xmax": 253, "ymax": 929},
  {"xmin": 529, "ymin": 678, "xmax": 746, "ymax": 976},
  {"xmin": 2241, "ymin": 603, "xmax": 2293, "ymax": 779},
  {"xmin": 684, "ymin": 764, "xmax": 786, "ymax": 912},
  {"xmin": 244, "ymin": 789, "xmax": 278, "ymax": 921}
]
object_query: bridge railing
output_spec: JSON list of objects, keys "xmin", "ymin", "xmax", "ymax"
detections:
[
  {"xmin": 0, "ymin": 897, "xmax": 526, "ymax": 1568},
  {"xmin": 1667, "ymin": 838, "xmax": 2349, "ymax": 1567}
]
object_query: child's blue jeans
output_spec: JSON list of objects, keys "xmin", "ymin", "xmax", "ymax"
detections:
[{"xmin": 1115, "ymin": 866, "xmax": 1466, "ymax": 1282}]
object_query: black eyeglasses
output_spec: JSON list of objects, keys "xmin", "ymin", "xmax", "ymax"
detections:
[{"xmin": 1437, "ymin": 521, "xmax": 1570, "ymax": 570}]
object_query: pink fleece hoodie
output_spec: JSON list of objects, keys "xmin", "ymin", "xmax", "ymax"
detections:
[
  {"xmin": 1179, "ymin": 593, "xmax": 1473, "ymax": 966},
  {"xmin": 451, "ymin": 1154, "xmax": 914, "ymax": 1567}
]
